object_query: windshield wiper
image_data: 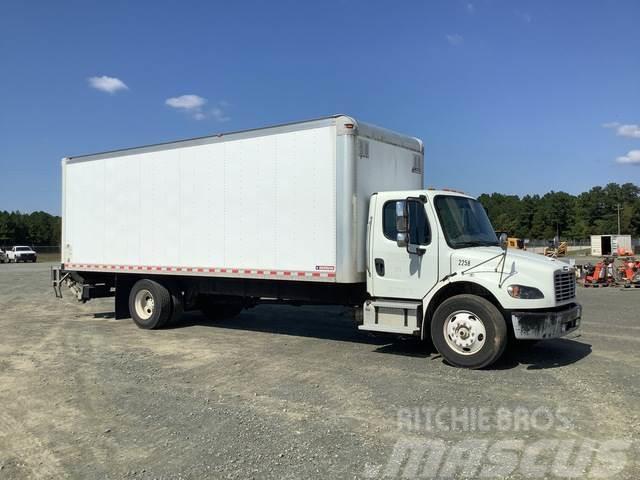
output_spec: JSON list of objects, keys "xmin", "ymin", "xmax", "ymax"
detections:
[{"xmin": 453, "ymin": 241, "xmax": 499, "ymax": 248}]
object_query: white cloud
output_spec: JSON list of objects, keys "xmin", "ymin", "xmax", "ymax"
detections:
[
  {"xmin": 165, "ymin": 94, "xmax": 229, "ymax": 121},
  {"xmin": 165, "ymin": 94, "xmax": 207, "ymax": 110},
  {"xmin": 88, "ymin": 75, "xmax": 128, "ymax": 94},
  {"xmin": 616, "ymin": 150, "xmax": 640, "ymax": 165},
  {"xmin": 617, "ymin": 124, "xmax": 640, "ymax": 139},
  {"xmin": 446, "ymin": 34, "xmax": 464, "ymax": 46},
  {"xmin": 466, "ymin": 3, "xmax": 475, "ymax": 13},
  {"xmin": 603, "ymin": 122, "xmax": 640, "ymax": 139}
]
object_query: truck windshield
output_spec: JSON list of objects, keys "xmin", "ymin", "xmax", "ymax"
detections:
[{"xmin": 434, "ymin": 195, "xmax": 499, "ymax": 249}]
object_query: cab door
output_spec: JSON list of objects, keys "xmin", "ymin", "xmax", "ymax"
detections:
[{"xmin": 368, "ymin": 192, "xmax": 439, "ymax": 300}]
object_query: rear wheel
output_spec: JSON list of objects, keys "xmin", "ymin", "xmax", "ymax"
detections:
[
  {"xmin": 129, "ymin": 279, "xmax": 172, "ymax": 329},
  {"xmin": 431, "ymin": 294, "xmax": 507, "ymax": 369}
]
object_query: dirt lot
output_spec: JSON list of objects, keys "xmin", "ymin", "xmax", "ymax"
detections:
[{"xmin": 0, "ymin": 262, "xmax": 638, "ymax": 479}]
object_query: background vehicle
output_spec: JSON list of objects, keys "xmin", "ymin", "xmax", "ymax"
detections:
[
  {"xmin": 508, "ymin": 237, "xmax": 526, "ymax": 250},
  {"xmin": 53, "ymin": 115, "xmax": 580, "ymax": 369},
  {"xmin": 0, "ymin": 248, "xmax": 6, "ymax": 263},
  {"xmin": 7, "ymin": 246, "xmax": 37, "ymax": 263}
]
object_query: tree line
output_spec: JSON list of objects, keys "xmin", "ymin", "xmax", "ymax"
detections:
[
  {"xmin": 0, "ymin": 211, "xmax": 61, "ymax": 246},
  {"xmin": 478, "ymin": 182, "xmax": 640, "ymax": 240},
  {"xmin": 1, "ymin": 182, "xmax": 639, "ymax": 246}
]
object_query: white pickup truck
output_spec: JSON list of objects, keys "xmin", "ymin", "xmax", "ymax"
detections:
[{"xmin": 6, "ymin": 246, "xmax": 38, "ymax": 263}]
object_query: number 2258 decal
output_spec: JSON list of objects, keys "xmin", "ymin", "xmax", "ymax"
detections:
[{"xmin": 458, "ymin": 259, "xmax": 471, "ymax": 267}]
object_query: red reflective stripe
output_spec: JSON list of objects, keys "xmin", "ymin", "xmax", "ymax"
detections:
[{"xmin": 67, "ymin": 263, "xmax": 336, "ymax": 278}]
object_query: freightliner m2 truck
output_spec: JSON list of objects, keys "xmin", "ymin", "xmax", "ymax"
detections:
[{"xmin": 53, "ymin": 115, "xmax": 581, "ymax": 368}]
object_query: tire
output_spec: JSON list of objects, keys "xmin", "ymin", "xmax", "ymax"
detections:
[
  {"xmin": 199, "ymin": 295, "xmax": 243, "ymax": 321},
  {"xmin": 431, "ymin": 294, "xmax": 507, "ymax": 369},
  {"xmin": 128, "ymin": 279, "xmax": 172, "ymax": 329}
]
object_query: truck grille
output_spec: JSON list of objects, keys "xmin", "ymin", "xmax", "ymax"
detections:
[{"xmin": 554, "ymin": 270, "xmax": 576, "ymax": 301}]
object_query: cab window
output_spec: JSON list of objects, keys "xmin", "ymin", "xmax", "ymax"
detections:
[{"xmin": 383, "ymin": 200, "xmax": 431, "ymax": 245}]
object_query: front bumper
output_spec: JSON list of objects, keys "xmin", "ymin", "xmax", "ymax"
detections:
[{"xmin": 511, "ymin": 304, "xmax": 581, "ymax": 340}]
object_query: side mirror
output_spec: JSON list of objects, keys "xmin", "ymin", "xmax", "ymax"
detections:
[
  {"xmin": 499, "ymin": 232, "xmax": 508, "ymax": 251},
  {"xmin": 395, "ymin": 200, "xmax": 408, "ymax": 247}
]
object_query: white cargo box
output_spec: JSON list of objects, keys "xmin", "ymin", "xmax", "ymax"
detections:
[
  {"xmin": 62, "ymin": 115, "xmax": 423, "ymax": 283},
  {"xmin": 590, "ymin": 234, "xmax": 632, "ymax": 256}
]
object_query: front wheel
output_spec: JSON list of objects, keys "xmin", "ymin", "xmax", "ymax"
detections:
[{"xmin": 431, "ymin": 294, "xmax": 507, "ymax": 369}]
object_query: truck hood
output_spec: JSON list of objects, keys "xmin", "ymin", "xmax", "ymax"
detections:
[
  {"xmin": 450, "ymin": 246, "xmax": 569, "ymax": 276},
  {"xmin": 448, "ymin": 247, "xmax": 573, "ymax": 307}
]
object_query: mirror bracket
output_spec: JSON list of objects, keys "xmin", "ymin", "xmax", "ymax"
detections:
[{"xmin": 396, "ymin": 233, "xmax": 408, "ymax": 248}]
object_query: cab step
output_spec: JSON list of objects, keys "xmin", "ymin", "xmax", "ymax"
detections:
[{"xmin": 358, "ymin": 299, "xmax": 422, "ymax": 335}]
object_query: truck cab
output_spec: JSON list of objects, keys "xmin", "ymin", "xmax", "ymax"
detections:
[{"xmin": 362, "ymin": 189, "xmax": 581, "ymax": 368}]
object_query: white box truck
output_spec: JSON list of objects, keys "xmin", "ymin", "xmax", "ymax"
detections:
[{"xmin": 53, "ymin": 115, "xmax": 581, "ymax": 368}]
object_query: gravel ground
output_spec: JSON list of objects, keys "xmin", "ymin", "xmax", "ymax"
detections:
[{"xmin": 0, "ymin": 262, "xmax": 638, "ymax": 479}]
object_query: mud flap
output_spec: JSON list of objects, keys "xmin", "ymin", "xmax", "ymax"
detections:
[{"xmin": 115, "ymin": 275, "xmax": 134, "ymax": 320}]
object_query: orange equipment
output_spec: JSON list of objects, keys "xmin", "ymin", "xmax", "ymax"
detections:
[
  {"xmin": 583, "ymin": 257, "xmax": 616, "ymax": 287},
  {"xmin": 617, "ymin": 257, "xmax": 640, "ymax": 285}
]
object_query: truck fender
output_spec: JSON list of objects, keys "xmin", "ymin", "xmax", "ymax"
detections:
[{"xmin": 421, "ymin": 279, "xmax": 504, "ymax": 341}]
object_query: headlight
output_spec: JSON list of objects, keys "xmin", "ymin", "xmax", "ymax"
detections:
[{"xmin": 507, "ymin": 285, "xmax": 544, "ymax": 299}]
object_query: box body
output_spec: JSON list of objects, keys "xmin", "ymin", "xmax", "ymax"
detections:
[{"xmin": 62, "ymin": 115, "xmax": 423, "ymax": 283}]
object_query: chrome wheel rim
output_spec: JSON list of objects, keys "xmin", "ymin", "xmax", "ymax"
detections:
[
  {"xmin": 134, "ymin": 289, "xmax": 155, "ymax": 320},
  {"xmin": 443, "ymin": 310, "xmax": 487, "ymax": 355}
]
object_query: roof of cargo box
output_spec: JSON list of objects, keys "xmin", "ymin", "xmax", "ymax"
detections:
[{"xmin": 64, "ymin": 114, "xmax": 423, "ymax": 163}]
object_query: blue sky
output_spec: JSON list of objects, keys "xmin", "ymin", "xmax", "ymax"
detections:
[{"xmin": 1, "ymin": 0, "xmax": 639, "ymax": 214}]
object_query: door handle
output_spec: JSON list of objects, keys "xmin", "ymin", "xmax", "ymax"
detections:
[{"xmin": 374, "ymin": 258, "xmax": 385, "ymax": 276}]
